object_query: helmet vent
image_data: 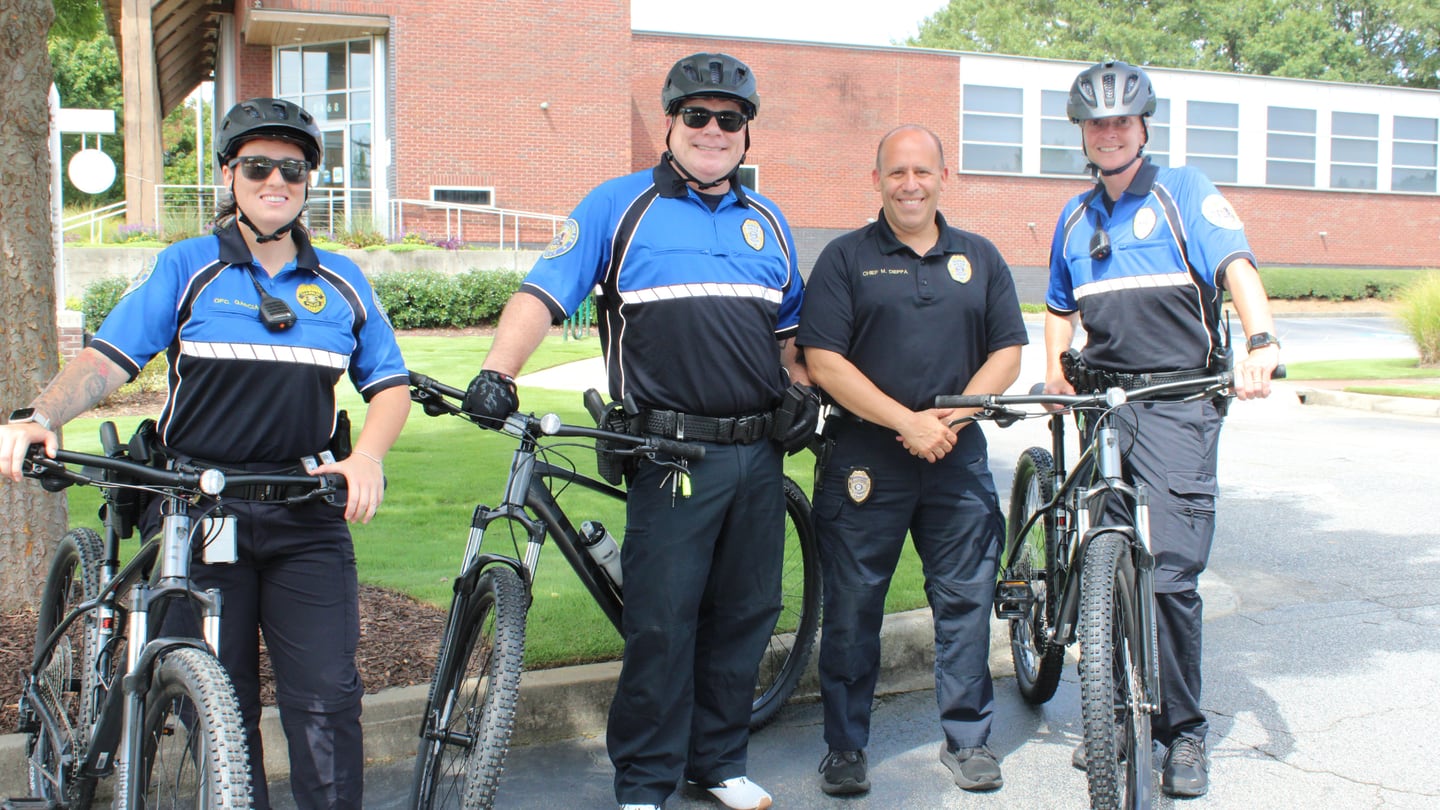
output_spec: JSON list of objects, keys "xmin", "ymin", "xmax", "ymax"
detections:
[
  {"xmin": 1122, "ymin": 75, "xmax": 1139, "ymax": 104},
  {"xmin": 1102, "ymin": 73, "xmax": 1116, "ymax": 108}
]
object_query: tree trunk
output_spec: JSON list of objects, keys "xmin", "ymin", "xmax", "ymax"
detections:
[{"xmin": 0, "ymin": 0, "xmax": 67, "ymax": 610}]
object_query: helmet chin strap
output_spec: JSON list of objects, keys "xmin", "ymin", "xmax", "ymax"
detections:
[{"xmin": 231, "ymin": 180, "xmax": 307, "ymax": 243}]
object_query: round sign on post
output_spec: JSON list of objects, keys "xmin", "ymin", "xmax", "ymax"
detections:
[{"xmin": 68, "ymin": 148, "xmax": 117, "ymax": 194}]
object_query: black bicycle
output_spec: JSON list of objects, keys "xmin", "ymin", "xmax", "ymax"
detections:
[
  {"xmin": 406, "ymin": 372, "xmax": 821, "ymax": 810},
  {"xmin": 940, "ymin": 368, "xmax": 1278, "ymax": 809},
  {"xmin": 7, "ymin": 421, "xmax": 341, "ymax": 809}
]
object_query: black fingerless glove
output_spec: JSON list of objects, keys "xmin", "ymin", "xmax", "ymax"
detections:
[
  {"xmin": 463, "ymin": 370, "xmax": 519, "ymax": 423},
  {"xmin": 771, "ymin": 383, "xmax": 822, "ymax": 456}
]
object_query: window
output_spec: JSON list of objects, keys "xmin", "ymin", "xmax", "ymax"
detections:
[
  {"xmin": 1187, "ymin": 101, "xmax": 1238, "ymax": 182},
  {"xmin": 1393, "ymin": 116, "xmax": 1438, "ymax": 193},
  {"xmin": 432, "ymin": 187, "xmax": 495, "ymax": 207},
  {"xmin": 1331, "ymin": 112, "xmax": 1378, "ymax": 190},
  {"xmin": 1266, "ymin": 106, "xmax": 1316, "ymax": 187},
  {"xmin": 1146, "ymin": 99, "xmax": 1171, "ymax": 168},
  {"xmin": 962, "ymin": 85, "xmax": 1022, "ymax": 173},
  {"xmin": 1039, "ymin": 89, "xmax": 1085, "ymax": 176},
  {"xmin": 738, "ymin": 165, "xmax": 758, "ymax": 191}
]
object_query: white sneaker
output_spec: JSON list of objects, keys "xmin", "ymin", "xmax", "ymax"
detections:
[
  {"xmin": 688, "ymin": 776, "xmax": 773, "ymax": 810},
  {"xmin": 619, "ymin": 804, "xmax": 662, "ymax": 810}
]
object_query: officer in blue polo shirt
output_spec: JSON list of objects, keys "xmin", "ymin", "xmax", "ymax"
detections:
[
  {"xmin": 1046, "ymin": 61, "xmax": 1280, "ymax": 798},
  {"xmin": 462, "ymin": 53, "xmax": 813, "ymax": 810},
  {"xmin": 799, "ymin": 124, "xmax": 1027, "ymax": 797},
  {"xmin": 2, "ymin": 97, "xmax": 411, "ymax": 810}
]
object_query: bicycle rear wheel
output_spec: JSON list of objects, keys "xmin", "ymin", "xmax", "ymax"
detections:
[
  {"xmin": 24, "ymin": 528, "xmax": 105, "ymax": 807},
  {"xmin": 1006, "ymin": 448, "xmax": 1066, "ymax": 704},
  {"xmin": 749, "ymin": 476, "xmax": 821, "ymax": 730},
  {"xmin": 1078, "ymin": 532, "xmax": 1154, "ymax": 810},
  {"xmin": 411, "ymin": 565, "xmax": 527, "ymax": 810},
  {"xmin": 133, "ymin": 646, "xmax": 253, "ymax": 808}
]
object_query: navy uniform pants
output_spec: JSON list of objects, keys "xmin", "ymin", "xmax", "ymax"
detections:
[
  {"xmin": 813, "ymin": 420, "xmax": 1003, "ymax": 752},
  {"xmin": 1101, "ymin": 398, "xmax": 1224, "ymax": 746},
  {"xmin": 608, "ymin": 440, "xmax": 784, "ymax": 805},
  {"xmin": 153, "ymin": 497, "xmax": 364, "ymax": 810}
]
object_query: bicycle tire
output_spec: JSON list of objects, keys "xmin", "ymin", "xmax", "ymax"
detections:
[
  {"xmin": 133, "ymin": 646, "xmax": 253, "ymax": 809},
  {"xmin": 1078, "ymin": 532, "xmax": 1154, "ymax": 810},
  {"xmin": 749, "ymin": 476, "xmax": 822, "ymax": 730},
  {"xmin": 24, "ymin": 528, "xmax": 105, "ymax": 808},
  {"xmin": 1006, "ymin": 448, "xmax": 1067, "ymax": 705},
  {"xmin": 410, "ymin": 565, "xmax": 527, "ymax": 810}
]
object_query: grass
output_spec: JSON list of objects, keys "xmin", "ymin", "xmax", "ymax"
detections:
[
  {"xmin": 55, "ymin": 334, "xmax": 931, "ymax": 670},
  {"xmin": 1280, "ymin": 357, "xmax": 1438, "ymax": 381}
]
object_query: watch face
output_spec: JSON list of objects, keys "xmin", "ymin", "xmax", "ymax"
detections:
[{"xmin": 9, "ymin": 408, "xmax": 36, "ymax": 422}]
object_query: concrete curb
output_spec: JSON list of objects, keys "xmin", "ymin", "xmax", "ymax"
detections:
[{"xmin": 1293, "ymin": 386, "xmax": 1440, "ymax": 418}]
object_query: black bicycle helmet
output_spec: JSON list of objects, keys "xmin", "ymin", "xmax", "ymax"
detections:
[
  {"xmin": 215, "ymin": 98, "xmax": 323, "ymax": 167},
  {"xmin": 1067, "ymin": 61, "xmax": 1157, "ymax": 123},
  {"xmin": 662, "ymin": 53, "xmax": 760, "ymax": 119}
]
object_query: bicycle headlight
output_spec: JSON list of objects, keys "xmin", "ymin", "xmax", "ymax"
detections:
[
  {"xmin": 199, "ymin": 468, "xmax": 226, "ymax": 496},
  {"xmin": 539, "ymin": 413, "xmax": 562, "ymax": 435}
]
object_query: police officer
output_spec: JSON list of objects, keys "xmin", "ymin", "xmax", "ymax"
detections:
[
  {"xmin": 798, "ymin": 125, "xmax": 1027, "ymax": 796},
  {"xmin": 1, "ymin": 97, "xmax": 411, "ymax": 809},
  {"xmin": 461, "ymin": 53, "xmax": 812, "ymax": 810},
  {"xmin": 1046, "ymin": 61, "xmax": 1280, "ymax": 797}
]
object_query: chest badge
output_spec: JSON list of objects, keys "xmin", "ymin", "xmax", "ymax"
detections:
[
  {"xmin": 742, "ymin": 219, "xmax": 765, "ymax": 251},
  {"xmin": 947, "ymin": 254, "xmax": 972, "ymax": 284},
  {"xmin": 296, "ymin": 283, "xmax": 327, "ymax": 313},
  {"xmin": 542, "ymin": 218, "xmax": 580, "ymax": 259},
  {"xmin": 846, "ymin": 467, "xmax": 873, "ymax": 505},
  {"xmin": 1133, "ymin": 207, "xmax": 1158, "ymax": 240}
]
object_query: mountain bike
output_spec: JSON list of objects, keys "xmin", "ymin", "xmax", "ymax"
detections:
[
  {"xmin": 6, "ymin": 420, "xmax": 342, "ymax": 809},
  {"xmin": 406, "ymin": 372, "xmax": 820, "ymax": 810},
  {"xmin": 939, "ymin": 367, "xmax": 1279, "ymax": 809}
]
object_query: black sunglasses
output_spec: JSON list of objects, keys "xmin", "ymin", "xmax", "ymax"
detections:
[
  {"xmin": 230, "ymin": 156, "xmax": 311, "ymax": 184},
  {"xmin": 677, "ymin": 106, "xmax": 749, "ymax": 133}
]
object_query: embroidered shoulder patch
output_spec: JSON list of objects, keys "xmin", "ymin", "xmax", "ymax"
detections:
[
  {"xmin": 542, "ymin": 218, "xmax": 580, "ymax": 259},
  {"xmin": 1201, "ymin": 194, "xmax": 1244, "ymax": 230}
]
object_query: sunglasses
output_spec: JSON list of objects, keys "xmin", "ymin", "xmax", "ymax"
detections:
[
  {"xmin": 230, "ymin": 156, "xmax": 311, "ymax": 184},
  {"xmin": 677, "ymin": 106, "xmax": 749, "ymax": 133}
]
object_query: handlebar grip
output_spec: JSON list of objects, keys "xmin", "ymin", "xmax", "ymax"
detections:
[
  {"xmin": 1273, "ymin": 364, "xmax": 1287, "ymax": 380},
  {"xmin": 934, "ymin": 395, "xmax": 991, "ymax": 409},
  {"xmin": 651, "ymin": 437, "xmax": 706, "ymax": 461}
]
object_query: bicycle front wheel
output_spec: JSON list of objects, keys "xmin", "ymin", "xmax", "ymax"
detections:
[
  {"xmin": 1078, "ymin": 532, "xmax": 1154, "ymax": 810},
  {"xmin": 25, "ymin": 528, "xmax": 106, "ymax": 808},
  {"xmin": 134, "ymin": 646, "xmax": 253, "ymax": 808},
  {"xmin": 1006, "ymin": 448, "xmax": 1066, "ymax": 704},
  {"xmin": 411, "ymin": 565, "xmax": 527, "ymax": 810},
  {"xmin": 750, "ymin": 476, "xmax": 822, "ymax": 730}
]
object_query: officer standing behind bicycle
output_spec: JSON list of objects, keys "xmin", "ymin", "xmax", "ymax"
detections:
[
  {"xmin": 1046, "ymin": 61, "xmax": 1280, "ymax": 797},
  {"xmin": 798, "ymin": 125, "xmax": 1027, "ymax": 797},
  {"xmin": 461, "ymin": 53, "xmax": 813, "ymax": 810},
  {"xmin": 1, "ymin": 97, "xmax": 411, "ymax": 809}
]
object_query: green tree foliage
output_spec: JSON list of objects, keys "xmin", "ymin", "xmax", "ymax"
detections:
[
  {"xmin": 911, "ymin": 0, "xmax": 1439, "ymax": 88},
  {"xmin": 160, "ymin": 98, "xmax": 214, "ymax": 187}
]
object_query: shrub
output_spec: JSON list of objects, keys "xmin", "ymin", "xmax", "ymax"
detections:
[
  {"xmin": 1257, "ymin": 267, "xmax": 1416, "ymax": 301},
  {"xmin": 115, "ymin": 223, "xmax": 161, "ymax": 244},
  {"xmin": 81, "ymin": 276, "xmax": 132, "ymax": 332},
  {"xmin": 454, "ymin": 270, "xmax": 524, "ymax": 324},
  {"xmin": 1397, "ymin": 271, "xmax": 1440, "ymax": 366},
  {"xmin": 371, "ymin": 269, "xmax": 523, "ymax": 329}
]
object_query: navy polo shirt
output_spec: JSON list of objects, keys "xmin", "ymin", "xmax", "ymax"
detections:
[
  {"xmin": 92, "ymin": 223, "xmax": 408, "ymax": 464},
  {"xmin": 1046, "ymin": 159, "xmax": 1256, "ymax": 372},
  {"xmin": 521, "ymin": 159, "xmax": 803, "ymax": 417},
  {"xmin": 798, "ymin": 211, "xmax": 1029, "ymax": 412}
]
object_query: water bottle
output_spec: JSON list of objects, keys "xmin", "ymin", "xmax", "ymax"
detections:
[{"xmin": 579, "ymin": 520, "xmax": 624, "ymax": 588}]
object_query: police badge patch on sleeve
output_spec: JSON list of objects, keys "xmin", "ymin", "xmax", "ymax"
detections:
[
  {"xmin": 1201, "ymin": 194, "xmax": 1245, "ymax": 230},
  {"xmin": 542, "ymin": 218, "xmax": 580, "ymax": 259}
]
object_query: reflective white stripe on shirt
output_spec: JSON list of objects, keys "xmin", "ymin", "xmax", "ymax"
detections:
[
  {"xmin": 1074, "ymin": 271, "xmax": 1192, "ymax": 300},
  {"xmin": 618, "ymin": 282, "xmax": 782, "ymax": 305},
  {"xmin": 181, "ymin": 340, "xmax": 348, "ymax": 369}
]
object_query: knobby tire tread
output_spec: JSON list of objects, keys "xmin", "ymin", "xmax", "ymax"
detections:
[
  {"xmin": 1007, "ymin": 448, "xmax": 1066, "ymax": 705},
  {"xmin": 137, "ymin": 646, "xmax": 254, "ymax": 808}
]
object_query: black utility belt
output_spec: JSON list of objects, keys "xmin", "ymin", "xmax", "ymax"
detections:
[
  {"xmin": 639, "ymin": 409, "xmax": 773, "ymax": 444},
  {"xmin": 1090, "ymin": 366, "xmax": 1212, "ymax": 390}
]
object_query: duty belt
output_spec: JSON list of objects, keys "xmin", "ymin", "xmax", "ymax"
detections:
[
  {"xmin": 221, "ymin": 482, "xmax": 315, "ymax": 502},
  {"xmin": 1086, "ymin": 366, "xmax": 1213, "ymax": 392},
  {"xmin": 639, "ymin": 409, "xmax": 773, "ymax": 444}
]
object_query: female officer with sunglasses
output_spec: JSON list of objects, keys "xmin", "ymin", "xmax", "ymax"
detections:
[
  {"xmin": 461, "ymin": 53, "xmax": 808, "ymax": 810},
  {"xmin": 1043, "ymin": 62, "xmax": 1280, "ymax": 799},
  {"xmin": 1, "ymin": 97, "xmax": 410, "ymax": 809}
]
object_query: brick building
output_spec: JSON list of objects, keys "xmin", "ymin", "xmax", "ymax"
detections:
[{"xmin": 107, "ymin": 0, "xmax": 1440, "ymax": 279}]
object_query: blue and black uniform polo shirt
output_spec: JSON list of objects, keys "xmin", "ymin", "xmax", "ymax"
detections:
[{"xmin": 92, "ymin": 222, "xmax": 408, "ymax": 464}]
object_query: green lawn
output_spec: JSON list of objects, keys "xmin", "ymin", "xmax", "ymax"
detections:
[
  {"xmin": 58, "ymin": 335, "xmax": 938, "ymax": 670},
  {"xmin": 1282, "ymin": 357, "xmax": 1440, "ymax": 399}
]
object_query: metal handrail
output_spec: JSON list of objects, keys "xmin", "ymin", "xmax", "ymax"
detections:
[
  {"xmin": 389, "ymin": 198, "xmax": 565, "ymax": 249},
  {"xmin": 62, "ymin": 201, "xmax": 128, "ymax": 243}
]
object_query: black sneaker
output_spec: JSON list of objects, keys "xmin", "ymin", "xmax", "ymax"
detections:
[
  {"xmin": 938, "ymin": 744, "xmax": 1003, "ymax": 792},
  {"xmin": 818, "ymin": 749, "xmax": 870, "ymax": 795},
  {"xmin": 1160, "ymin": 737, "xmax": 1209, "ymax": 797}
]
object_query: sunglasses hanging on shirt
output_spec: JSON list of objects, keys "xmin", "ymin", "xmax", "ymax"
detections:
[{"xmin": 248, "ymin": 269, "xmax": 297, "ymax": 330}]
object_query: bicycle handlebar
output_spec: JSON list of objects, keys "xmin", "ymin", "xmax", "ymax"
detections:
[
  {"xmin": 408, "ymin": 371, "xmax": 706, "ymax": 462},
  {"xmin": 936, "ymin": 365, "xmax": 1287, "ymax": 417},
  {"xmin": 23, "ymin": 445, "xmax": 341, "ymax": 500}
]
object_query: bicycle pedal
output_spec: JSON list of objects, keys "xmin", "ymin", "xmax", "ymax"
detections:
[{"xmin": 994, "ymin": 580, "xmax": 1035, "ymax": 619}]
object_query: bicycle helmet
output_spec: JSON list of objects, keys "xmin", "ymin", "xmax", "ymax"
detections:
[
  {"xmin": 215, "ymin": 98, "xmax": 323, "ymax": 168},
  {"xmin": 1067, "ymin": 61, "xmax": 1156, "ymax": 123},
  {"xmin": 662, "ymin": 53, "xmax": 760, "ymax": 119}
]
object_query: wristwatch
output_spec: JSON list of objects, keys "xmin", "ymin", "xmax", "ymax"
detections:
[
  {"xmin": 1246, "ymin": 332, "xmax": 1281, "ymax": 352},
  {"xmin": 8, "ymin": 408, "xmax": 53, "ymax": 431}
]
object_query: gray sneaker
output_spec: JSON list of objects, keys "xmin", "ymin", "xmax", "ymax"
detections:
[
  {"xmin": 939, "ymin": 744, "xmax": 1003, "ymax": 791},
  {"xmin": 818, "ymin": 749, "xmax": 870, "ymax": 795}
]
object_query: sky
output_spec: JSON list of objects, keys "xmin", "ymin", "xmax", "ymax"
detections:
[{"xmin": 630, "ymin": 0, "xmax": 950, "ymax": 48}]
